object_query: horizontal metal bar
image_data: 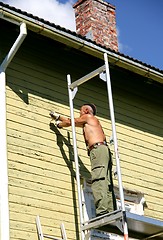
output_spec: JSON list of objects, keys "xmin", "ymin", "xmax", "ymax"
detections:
[
  {"xmin": 43, "ymin": 234, "xmax": 63, "ymax": 240},
  {"xmin": 69, "ymin": 65, "xmax": 105, "ymax": 90},
  {"xmin": 81, "ymin": 210, "xmax": 122, "ymax": 231},
  {"xmin": 142, "ymin": 231, "xmax": 163, "ymax": 240}
]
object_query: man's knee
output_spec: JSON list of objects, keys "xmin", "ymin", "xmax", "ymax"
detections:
[{"xmin": 91, "ymin": 165, "xmax": 106, "ymax": 182}]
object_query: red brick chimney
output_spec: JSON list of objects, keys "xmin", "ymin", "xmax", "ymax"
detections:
[{"xmin": 73, "ymin": 0, "xmax": 118, "ymax": 51}]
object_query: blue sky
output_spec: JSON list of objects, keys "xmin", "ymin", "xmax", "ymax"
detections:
[
  {"xmin": 2, "ymin": 0, "xmax": 163, "ymax": 70},
  {"xmin": 110, "ymin": 0, "xmax": 163, "ymax": 70}
]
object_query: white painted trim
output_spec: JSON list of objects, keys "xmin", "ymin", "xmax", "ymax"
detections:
[
  {"xmin": 0, "ymin": 22, "xmax": 27, "ymax": 240},
  {"xmin": 0, "ymin": 71, "xmax": 9, "ymax": 240},
  {"xmin": 1, "ymin": 23, "xmax": 27, "ymax": 71}
]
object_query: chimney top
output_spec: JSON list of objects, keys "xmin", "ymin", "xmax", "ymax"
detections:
[
  {"xmin": 73, "ymin": 0, "xmax": 115, "ymax": 9},
  {"xmin": 73, "ymin": 0, "xmax": 118, "ymax": 51}
]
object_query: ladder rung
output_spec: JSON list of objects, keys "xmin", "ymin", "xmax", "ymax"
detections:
[
  {"xmin": 81, "ymin": 210, "xmax": 122, "ymax": 231},
  {"xmin": 43, "ymin": 234, "xmax": 63, "ymax": 240},
  {"xmin": 36, "ymin": 216, "xmax": 67, "ymax": 240}
]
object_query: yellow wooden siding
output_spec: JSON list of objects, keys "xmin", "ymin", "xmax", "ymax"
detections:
[
  {"xmin": 6, "ymin": 56, "xmax": 82, "ymax": 240},
  {"xmin": 4, "ymin": 35, "xmax": 162, "ymax": 240}
]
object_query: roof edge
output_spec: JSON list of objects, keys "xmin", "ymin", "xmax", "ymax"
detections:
[{"xmin": 0, "ymin": 5, "xmax": 163, "ymax": 85}]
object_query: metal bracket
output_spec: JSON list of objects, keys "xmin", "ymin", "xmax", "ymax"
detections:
[
  {"xmin": 71, "ymin": 86, "xmax": 78, "ymax": 100},
  {"xmin": 99, "ymin": 71, "xmax": 106, "ymax": 82},
  {"xmin": 84, "ymin": 230, "xmax": 91, "ymax": 240},
  {"xmin": 116, "ymin": 218, "xmax": 123, "ymax": 233},
  {"xmin": 109, "ymin": 135, "xmax": 114, "ymax": 145}
]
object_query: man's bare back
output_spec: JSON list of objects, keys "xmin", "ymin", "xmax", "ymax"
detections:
[{"xmin": 50, "ymin": 104, "xmax": 106, "ymax": 147}]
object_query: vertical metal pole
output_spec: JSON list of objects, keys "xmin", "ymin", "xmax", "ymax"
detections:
[
  {"xmin": 104, "ymin": 53, "xmax": 128, "ymax": 239},
  {"xmin": 36, "ymin": 216, "xmax": 44, "ymax": 240},
  {"xmin": 67, "ymin": 74, "xmax": 85, "ymax": 240}
]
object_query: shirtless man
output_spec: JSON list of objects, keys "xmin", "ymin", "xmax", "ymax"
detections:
[{"xmin": 50, "ymin": 103, "xmax": 115, "ymax": 216}]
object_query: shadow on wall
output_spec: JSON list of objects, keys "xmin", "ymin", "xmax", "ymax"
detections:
[
  {"xmin": 7, "ymin": 80, "xmax": 29, "ymax": 104},
  {"xmin": 50, "ymin": 122, "xmax": 91, "ymax": 239}
]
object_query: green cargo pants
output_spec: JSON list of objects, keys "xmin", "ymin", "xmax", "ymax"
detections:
[{"xmin": 90, "ymin": 144, "xmax": 116, "ymax": 216}]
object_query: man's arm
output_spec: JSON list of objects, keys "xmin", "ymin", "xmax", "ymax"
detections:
[
  {"xmin": 50, "ymin": 111, "xmax": 88, "ymax": 128},
  {"xmin": 59, "ymin": 114, "xmax": 88, "ymax": 128},
  {"xmin": 57, "ymin": 115, "xmax": 71, "ymax": 128}
]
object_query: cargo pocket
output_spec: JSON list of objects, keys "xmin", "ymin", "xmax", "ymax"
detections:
[{"xmin": 92, "ymin": 166, "xmax": 105, "ymax": 183}]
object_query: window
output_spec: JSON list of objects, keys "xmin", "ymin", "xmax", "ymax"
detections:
[{"xmin": 82, "ymin": 180, "xmax": 145, "ymax": 240}]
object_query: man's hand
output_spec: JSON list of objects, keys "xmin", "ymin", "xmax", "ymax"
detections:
[
  {"xmin": 49, "ymin": 111, "xmax": 60, "ymax": 120},
  {"xmin": 55, "ymin": 120, "xmax": 62, "ymax": 129}
]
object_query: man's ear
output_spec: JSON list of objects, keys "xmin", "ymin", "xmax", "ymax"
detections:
[{"xmin": 85, "ymin": 108, "xmax": 89, "ymax": 114}]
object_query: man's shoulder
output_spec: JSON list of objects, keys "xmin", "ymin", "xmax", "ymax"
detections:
[
  {"xmin": 86, "ymin": 114, "xmax": 98, "ymax": 124},
  {"xmin": 85, "ymin": 113, "xmax": 95, "ymax": 119}
]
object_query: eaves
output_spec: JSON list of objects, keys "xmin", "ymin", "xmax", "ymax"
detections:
[{"xmin": 0, "ymin": 2, "xmax": 163, "ymax": 85}]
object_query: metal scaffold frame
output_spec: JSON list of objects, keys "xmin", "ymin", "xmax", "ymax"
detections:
[
  {"xmin": 67, "ymin": 53, "xmax": 163, "ymax": 240},
  {"xmin": 67, "ymin": 53, "xmax": 128, "ymax": 240}
]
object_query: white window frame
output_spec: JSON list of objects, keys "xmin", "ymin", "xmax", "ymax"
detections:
[{"xmin": 82, "ymin": 180, "xmax": 145, "ymax": 240}]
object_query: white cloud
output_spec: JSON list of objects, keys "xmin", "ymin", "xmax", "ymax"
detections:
[
  {"xmin": 3, "ymin": 0, "xmax": 76, "ymax": 31},
  {"xmin": 117, "ymin": 26, "xmax": 132, "ymax": 53}
]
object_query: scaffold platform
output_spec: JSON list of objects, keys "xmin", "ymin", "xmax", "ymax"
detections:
[{"xmin": 82, "ymin": 210, "xmax": 163, "ymax": 239}]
